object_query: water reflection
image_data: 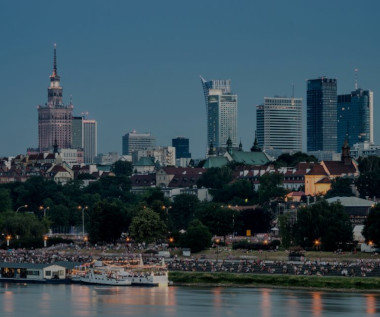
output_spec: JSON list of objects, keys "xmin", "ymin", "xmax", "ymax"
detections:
[
  {"xmin": 261, "ymin": 289, "xmax": 271, "ymax": 317},
  {"xmin": 366, "ymin": 294, "xmax": 377, "ymax": 315},
  {"xmin": 312, "ymin": 292, "xmax": 323, "ymax": 317},
  {"xmin": 1, "ymin": 284, "xmax": 380, "ymax": 317}
]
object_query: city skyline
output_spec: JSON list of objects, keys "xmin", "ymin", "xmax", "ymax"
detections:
[{"xmin": 1, "ymin": 1, "xmax": 380, "ymax": 158}]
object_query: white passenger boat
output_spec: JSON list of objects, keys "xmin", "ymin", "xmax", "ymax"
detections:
[
  {"xmin": 80, "ymin": 263, "xmax": 132, "ymax": 286},
  {"xmin": 127, "ymin": 255, "xmax": 169, "ymax": 287}
]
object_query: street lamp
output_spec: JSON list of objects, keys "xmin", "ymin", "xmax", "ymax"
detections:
[
  {"xmin": 6, "ymin": 235, "xmax": 11, "ymax": 247},
  {"xmin": 314, "ymin": 239, "xmax": 321, "ymax": 251},
  {"xmin": 39, "ymin": 205, "xmax": 50, "ymax": 217},
  {"xmin": 215, "ymin": 238, "xmax": 220, "ymax": 263},
  {"xmin": 77, "ymin": 205, "xmax": 88, "ymax": 237},
  {"xmin": 43, "ymin": 235, "xmax": 48, "ymax": 248},
  {"xmin": 16, "ymin": 205, "xmax": 28, "ymax": 213}
]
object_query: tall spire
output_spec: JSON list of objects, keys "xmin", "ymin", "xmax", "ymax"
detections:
[
  {"xmin": 251, "ymin": 130, "xmax": 261, "ymax": 152},
  {"xmin": 53, "ymin": 43, "xmax": 57, "ymax": 76}
]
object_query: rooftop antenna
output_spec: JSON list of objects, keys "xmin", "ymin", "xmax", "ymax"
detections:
[
  {"xmin": 354, "ymin": 68, "xmax": 359, "ymax": 90},
  {"xmin": 53, "ymin": 43, "xmax": 57, "ymax": 76}
]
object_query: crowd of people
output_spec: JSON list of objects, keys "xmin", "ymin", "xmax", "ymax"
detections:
[
  {"xmin": 166, "ymin": 258, "xmax": 380, "ymax": 278},
  {"xmin": 1, "ymin": 243, "xmax": 380, "ymax": 278}
]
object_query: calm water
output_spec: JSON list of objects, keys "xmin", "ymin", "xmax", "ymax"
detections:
[{"xmin": 1, "ymin": 283, "xmax": 379, "ymax": 317}]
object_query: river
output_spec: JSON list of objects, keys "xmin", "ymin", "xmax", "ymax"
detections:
[{"xmin": 1, "ymin": 283, "xmax": 379, "ymax": 316}]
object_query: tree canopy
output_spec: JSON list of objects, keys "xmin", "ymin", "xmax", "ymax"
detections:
[
  {"xmin": 362, "ymin": 205, "xmax": 380, "ymax": 246},
  {"xmin": 324, "ymin": 177, "xmax": 354, "ymax": 199},
  {"xmin": 179, "ymin": 220, "xmax": 212, "ymax": 252},
  {"xmin": 294, "ymin": 200, "xmax": 353, "ymax": 251},
  {"xmin": 129, "ymin": 208, "xmax": 167, "ymax": 244}
]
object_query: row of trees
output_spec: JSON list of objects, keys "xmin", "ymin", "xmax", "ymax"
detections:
[{"xmin": 1, "ymin": 155, "xmax": 380, "ymax": 251}]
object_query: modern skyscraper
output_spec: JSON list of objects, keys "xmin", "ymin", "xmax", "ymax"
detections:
[
  {"xmin": 172, "ymin": 137, "xmax": 191, "ymax": 159},
  {"xmin": 72, "ymin": 116, "xmax": 83, "ymax": 149},
  {"xmin": 256, "ymin": 97, "xmax": 302, "ymax": 151},
  {"xmin": 38, "ymin": 44, "xmax": 73, "ymax": 152},
  {"xmin": 200, "ymin": 76, "xmax": 237, "ymax": 149},
  {"xmin": 337, "ymin": 88, "xmax": 374, "ymax": 152},
  {"xmin": 122, "ymin": 131, "xmax": 156, "ymax": 155},
  {"xmin": 83, "ymin": 119, "xmax": 97, "ymax": 164},
  {"xmin": 307, "ymin": 78, "xmax": 337, "ymax": 152}
]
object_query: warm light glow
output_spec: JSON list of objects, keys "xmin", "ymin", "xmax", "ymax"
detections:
[
  {"xmin": 314, "ymin": 239, "xmax": 320, "ymax": 246},
  {"xmin": 215, "ymin": 238, "xmax": 220, "ymax": 244},
  {"xmin": 43, "ymin": 236, "xmax": 48, "ymax": 241},
  {"xmin": 169, "ymin": 237, "xmax": 174, "ymax": 243},
  {"xmin": 263, "ymin": 240, "xmax": 268, "ymax": 245},
  {"xmin": 6, "ymin": 235, "xmax": 11, "ymax": 241},
  {"xmin": 84, "ymin": 236, "xmax": 88, "ymax": 242},
  {"xmin": 369, "ymin": 241, "xmax": 373, "ymax": 246}
]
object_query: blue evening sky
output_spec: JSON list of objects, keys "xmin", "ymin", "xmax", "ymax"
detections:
[{"xmin": 1, "ymin": 0, "xmax": 380, "ymax": 158}]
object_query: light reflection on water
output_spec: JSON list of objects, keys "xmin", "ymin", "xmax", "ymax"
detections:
[{"xmin": 0, "ymin": 283, "xmax": 379, "ymax": 317}]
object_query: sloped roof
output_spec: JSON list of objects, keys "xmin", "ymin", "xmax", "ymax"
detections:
[
  {"xmin": 306, "ymin": 164, "xmax": 328, "ymax": 176},
  {"xmin": 230, "ymin": 151, "xmax": 270, "ymax": 165},
  {"xmin": 202, "ymin": 156, "xmax": 229, "ymax": 168},
  {"xmin": 323, "ymin": 160, "xmax": 357, "ymax": 175},
  {"xmin": 161, "ymin": 167, "xmax": 205, "ymax": 175},
  {"xmin": 131, "ymin": 174, "xmax": 156, "ymax": 187},
  {"xmin": 325, "ymin": 196, "xmax": 374, "ymax": 207},
  {"xmin": 134, "ymin": 157, "xmax": 155, "ymax": 166},
  {"xmin": 315, "ymin": 177, "xmax": 331, "ymax": 184}
]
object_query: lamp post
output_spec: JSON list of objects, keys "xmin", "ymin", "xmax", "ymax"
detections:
[
  {"xmin": 16, "ymin": 204, "xmax": 28, "ymax": 213},
  {"xmin": 215, "ymin": 238, "xmax": 220, "ymax": 263},
  {"xmin": 43, "ymin": 235, "xmax": 48, "ymax": 248},
  {"xmin": 77, "ymin": 205, "xmax": 88, "ymax": 237},
  {"xmin": 39, "ymin": 206, "xmax": 50, "ymax": 217},
  {"xmin": 314, "ymin": 239, "xmax": 320, "ymax": 251},
  {"xmin": 6, "ymin": 235, "xmax": 11, "ymax": 247}
]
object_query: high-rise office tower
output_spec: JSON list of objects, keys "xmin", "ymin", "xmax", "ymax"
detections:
[
  {"xmin": 122, "ymin": 131, "xmax": 156, "ymax": 155},
  {"xmin": 307, "ymin": 78, "xmax": 337, "ymax": 152},
  {"xmin": 256, "ymin": 97, "xmax": 302, "ymax": 151},
  {"xmin": 83, "ymin": 119, "xmax": 97, "ymax": 164},
  {"xmin": 172, "ymin": 137, "xmax": 191, "ymax": 159},
  {"xmin": 72, "ymin": 116, "xmax": 83, "ymax": 149},
  {"xmin": 200, "ymin": 76, "xmax": 237, "ymax": 149},
  {"xmin": 38, "ymin": 44, "xmax": 73, "ymax": 152},
  {"xmin": 337, "ymin": 88, "xmax": 373, "ymax": 152}
]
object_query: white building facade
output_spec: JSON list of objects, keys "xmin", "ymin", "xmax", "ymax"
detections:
[{"xmin": 257, "ymin": 97, "xmax": 302, "ymax": 152}]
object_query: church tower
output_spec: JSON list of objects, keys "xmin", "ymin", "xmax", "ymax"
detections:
[{"xmin": 38, "ymin": 44, "xmax": 73, "ymax": 152}]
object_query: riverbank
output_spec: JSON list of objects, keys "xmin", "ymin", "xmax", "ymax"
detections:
[{"xmin": 169, "ymin": 271, "xmax": 380, "ymax": 291}]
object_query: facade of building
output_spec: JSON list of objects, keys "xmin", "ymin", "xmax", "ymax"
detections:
[
  {"xmin": 72, "ymin": 116, "xmax": 83, "ymax": 149},
  {"xmin": 172, "ymin": 137, "xmax": 191, "ymax": 159},
  {"xmin": 307, "ymin": 78, "xmax": 337, "ymax": 152},
  {"xmin": 38, "ymin": 45, "xmax": 73, "ymax": 152},
  {"xmin": 132, "ymin": 146, "xmax": 176, "ymax": 167},
  {"xmin": 256, "ymin": 97, "xmax": 302, "ymax": 151},
  {"xmin": 201, "ymin": 76, "xmax": 237, "ymax": 150},
  {"xmin": 337, "ymin": 88, "xmax": 374, "ymax": 152},
  {"xmin": 83, "ymin": 120, "xmax": 97, "ymax": 164},
  {"xmin": 207, "ymin": 88, "xmax": 238, "ymax": 148},
  {"xmin": 350, "ymin": 141, "xmax": 380, "ymax": 159},
  {"xmin": 122, "ymin": 131, "xmax": 156, "ymax": 155}
]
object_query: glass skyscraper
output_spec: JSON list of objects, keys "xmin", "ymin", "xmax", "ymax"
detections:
[
  {"xmin": 200, "ymin": 76, "xmax": 237, "ymax": 149},
  {"xmin": 172, "ymin": 137, "xmax": 191, "ymax": 159},
  {"xmin": 307, "ymin": 78, "xmax": 337, "ymax": 152},
  {"xmin": 83, "ymin": 119, "xmax": 97, "ymax": 164},
  {"xmin": 256, "ymin": 97, "xmax": 302, "ymax": 151},
  {"xmin": 337, "ymin": 88, "xmax": 373, "ymax": 152}
]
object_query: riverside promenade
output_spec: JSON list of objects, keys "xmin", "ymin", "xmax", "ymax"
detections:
[{"xmin": 1, "ymin": 244, "xmax": 380, "ymax": 279}]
